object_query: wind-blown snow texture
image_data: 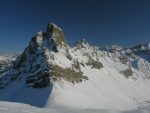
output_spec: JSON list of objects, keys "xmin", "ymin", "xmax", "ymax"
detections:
[{"xmin": 0, "ymin": 23, "xmax": 150, "ymax": 113}]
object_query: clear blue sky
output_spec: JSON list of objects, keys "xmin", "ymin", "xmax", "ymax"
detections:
[{"xmin": 0, "ymin": 0, "xmax": 150, "ymax": 54}]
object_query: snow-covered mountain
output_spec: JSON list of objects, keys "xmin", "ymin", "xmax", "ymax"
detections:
[
  {"xmin": 130, "ymin": 43, "xmax": 150, "ymax": 62},
  {"xmin": 0, "ymin": 55, "xmax": 17, "ymax": 76},
  {"xmin": 131, "ymin": 43, "xmax": 150, "ymax": 51},
  {"xmin": 0, "ymin": 23, "xmax": 150, "ymax": 113}
]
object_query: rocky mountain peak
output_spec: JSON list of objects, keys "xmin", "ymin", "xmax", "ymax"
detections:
[
  {"xmin": 46, "ymin": 22, "xmax": 67, "ymax": 48},
  {"xmin": 132, "ymin": 44, "xmax": 145, "ymax": 50},
  {"xmin": 0, "ymin": 23, "xmax": 88, "ymax": 89},
  {"xmin": 46, "ymin": 22, "xmax": 62, "ymax": 36},
  {"xmin": 29, "ymin": 22, "xmax": 68, "ymax": 54},
  {"xmin": 131, "ymin": 42, "xmax": 150, "ymax": 51},
  {"xmin": 144, "ymin": 42, "xmax": 150, "ymax": 50},
  {"xmin": 74, "ymin": 39, "xmax": 89, "ymax": 48}
]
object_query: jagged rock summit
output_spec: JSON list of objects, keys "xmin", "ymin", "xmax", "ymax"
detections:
[
  {"xmin": 0, "ymin": 22, "xmax": 88, "ymax": 89},
  {"xmin": 29, "ymin": 22, "xmax": 68, "ymax": 53},
  {"xmin": 131, "ymin": 43, "xmax": 150, "ymax": 51},
  {"xmin": 46, "ymin": 22, "xmax": 68, "ymax": 48}
]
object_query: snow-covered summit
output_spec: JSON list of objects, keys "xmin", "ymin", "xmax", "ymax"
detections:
[
  {"xmin": 74, "ymin": 39, "xmax": 89, "ymax": 48},
  {"xmin": 101, "ymin": 45, "xmax": 123, "ymax": 52},
  {"xmin": 144, "ymin": 42, "xmax": 150, "ymax": 50},
  {"xmin": 0, "ymin": 55, "xmax": 17, "ymax": 76},
  {"xmin": 30, "ymin": 22, "xmax": 68, "ymax": 53},
  {"xmin": 131, "ymin": 42, "xmax": 150, "ymax": 51},
  {"xmin": 130, "ymin": 43, "xmax": 150, "ymax": 62}
]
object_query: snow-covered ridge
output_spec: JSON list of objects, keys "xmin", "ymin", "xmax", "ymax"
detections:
[
  {"xmin": 129, "ymin": 43, "xmax": 150, "ymax": 62},
  {"xmin": 131, "ymin": 42, "xmax": 150, "ymax": 51},
  {"xmin": 0, "ymin": 55, "xmax": 17, "ymax": 76}
]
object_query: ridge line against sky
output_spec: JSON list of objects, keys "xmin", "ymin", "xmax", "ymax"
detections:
[{"xmin": 0, "ymin": 0, "xmax": 150, "ymax": 54}]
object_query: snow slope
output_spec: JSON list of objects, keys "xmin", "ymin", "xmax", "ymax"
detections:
[
  {"xmin": 0, "ymin": 101, "xmax": 150, "ymax": 113},
  {"xmin": 0, "ymin": 45, "xmax": 150, "ymax": 111}
]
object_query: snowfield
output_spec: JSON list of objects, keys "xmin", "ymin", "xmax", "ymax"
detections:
[
  {"xmin": 0, "ymin": 101, "xmax": 150, "ymax": 113},
  {"xmin": 0, "ymin": 50, "xmax": 150, "ymax": 113}
]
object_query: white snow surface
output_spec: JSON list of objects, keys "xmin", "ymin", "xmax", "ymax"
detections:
[{"xmin": 0, "ymin": 101, "xmax": 150, "ymax": 113}]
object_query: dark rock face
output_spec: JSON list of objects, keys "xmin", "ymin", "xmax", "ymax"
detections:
[
  {"xmin": 46, "ymin": 22, "xmax": 67, "ymax": 47},
  {"xmin": 47, "ymin": 22, "xmax": 54, "ymax": 37}
]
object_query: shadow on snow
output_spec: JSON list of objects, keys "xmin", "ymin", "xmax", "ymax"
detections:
[{"xmin": 0, "ymin": 82, "xmax": 53, "ymax": 108}]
